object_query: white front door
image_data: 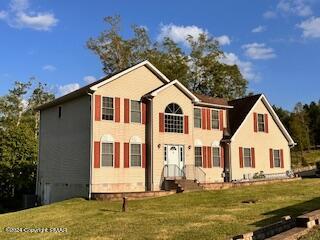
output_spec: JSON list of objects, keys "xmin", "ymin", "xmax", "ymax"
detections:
[{"xmin": 164, "ymin": 145, "xmax": 184, "ymax": 177}]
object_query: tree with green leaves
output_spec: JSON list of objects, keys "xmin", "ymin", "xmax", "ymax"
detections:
[
  {"xmin": 87, "ymin": 15, "xmax": 247, "ymax": 99},
  {"xmin": 0, "ymin": 80, "xmax": 54, "ymax": 203}
]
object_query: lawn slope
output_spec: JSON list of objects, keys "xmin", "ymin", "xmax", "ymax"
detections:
[{"xmin": 1, "ymin": 179, "xmax": 320, "ymax": 240}]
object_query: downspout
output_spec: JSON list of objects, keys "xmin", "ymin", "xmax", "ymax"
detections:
[
  {"xmin": 150, "ymin": 97, "xmax": 154, "ymax": 191},
  {"xmin": 87, "ymin": 92, "xmax": 93, "ymax": 200}
]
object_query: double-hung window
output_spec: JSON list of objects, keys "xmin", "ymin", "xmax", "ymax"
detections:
[
  {"xmin": 243, "ymin": 148, "xmax": 252, "ymax": 167},
  {"xmin": 102, "ymin": 97, "xmax": 114, "ymax": 120},
  {"xmin": 195, "ymin": 147, "xmax": 202, "ymax": 167},
  {"xmin": 131, "ymin": 100, "xmax": 141, "ymax": 123},
  {"xmin": 212, "ymin": 147, "xmax": 220, "ymax": 167},
  {"xmin": 257, "ymin": 114, "xmax": 265, "ymax": 132},
  {"xmin": 101, "ymin": 142, "xmax": 113, "ymax": 167},
  {"xmin": 211, "ymin": 110, "xmax": 219, "ymax": 129},
  {"xmin": 273, "ymin": 149, "xmax": 281, "ymax": 168},
  {"xmin": 194, "ymin": 108, "xmax": 201, "ymax": 128},
  {"xmin": 130, "ymin": 144, "xmax": 141, "ymax": 167}
]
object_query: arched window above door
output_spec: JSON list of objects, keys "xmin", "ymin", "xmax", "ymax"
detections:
[{"xmin": 164, "ymin": 103, "xmax": 183, "ymax": 133}]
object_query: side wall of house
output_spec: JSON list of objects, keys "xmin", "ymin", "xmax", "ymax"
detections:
[
  {"xmin": 230, "ymin": 99, "xmax": 291, "ymax": 180},
  {"xmin": 91, "ymin": 66, "xmax": 164, "ymax": 193},
  {"xmin": 37, "ymin": 95, "xmax": 91, "ymax": 204}
]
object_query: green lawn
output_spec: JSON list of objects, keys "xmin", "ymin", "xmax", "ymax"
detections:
[
  {"xmin": 300, "ymin": 227, "xmax": 320, "ymax": 240},
  {"xmin": 291, "ymin": 150, "xmax": 320, "ymax": 168},
  {"xmin": 1, "ymin": 179, "xmax": 320, "ymax": 240}
]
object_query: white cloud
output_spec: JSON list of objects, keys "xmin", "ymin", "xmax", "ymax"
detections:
[
  {"xmin": 0, "ymin": 11, "xmax": 8, "ymax": 19},
  {"xmin": 252, "ymin": 25, "xmax": 267, "ymax": 33},
  {"xmin": 58, "ymin": 83, "xmax": 80, "ymax": 96},
  {"xmin": 277, "ymin": 0, "xmax": 312, "ymax": 17},
  {"xmin": 297, "ymin": 17, "xmax": 320, "ymax": 38},
  {"xmin": 263, "ymin": 10, "xmax": 277, "ymax": 19},
  {"xmin": 0, "ymin": 0, "xmax": 58, "ymax": 31},
  {"xmin": 264, "ymin": 0, "xmax": 312, "ymax": 19},
  {"xmin": 42, "ymin": 64, "xmax": 56, "ymax": 72},
  {"xmin": 219, "ymin": 52, "xmax": 260, "ymax": 82},
  {"xmin": 215, "ymin": 35, "xmax": 231, "ymax": 45},
  {"xmin": 242, "ymin": 43, "xmax": 276, "ymax": 60},
  {"xmin": 158, "ymin": 23, "xmax": 208, "ymax": 46},
  {"xmin": 83, "ymin": 75, "xmax": 97, "ymax": 84}
]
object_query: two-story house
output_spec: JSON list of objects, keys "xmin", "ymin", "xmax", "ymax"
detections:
[{"xmin": 36, "ymin": 60, "xmax": 295, "ymax": 204}]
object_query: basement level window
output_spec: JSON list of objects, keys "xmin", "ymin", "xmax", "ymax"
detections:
[{"xmin": 58, "ymin": 106, "xmax": 62, "ymax": 118}]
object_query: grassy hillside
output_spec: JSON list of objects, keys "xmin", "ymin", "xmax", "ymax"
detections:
[
  {"xmin": 291, "ymin": 150, "xmax": 320, "ymax": 168},
  {"xmin": 1, "ymin": 179, "xmax": 320, "ymax": 240}
]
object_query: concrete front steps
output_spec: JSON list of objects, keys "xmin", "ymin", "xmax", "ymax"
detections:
[{"xmin": 162, "ymin": 179, "xmax": 203, "ymax": 192}]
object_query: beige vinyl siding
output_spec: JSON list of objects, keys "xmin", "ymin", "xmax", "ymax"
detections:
[
  {"xmin": 37, "ymin": 95, "xmax": 91, "ymax": 204},
  {"xmin": 92, "ymin": 65, "xmax": 164, "ymax": 193},
  {"xmin": 230, "ymin": 99, "xmax": 291, "ymax": 180},
  {"xmin": 193, "ymin": 109, "xmax": 225, "ymax": 183},
  {"xmin": 152, "ymin": 84, "xmax": 194, "ymax": 190}
]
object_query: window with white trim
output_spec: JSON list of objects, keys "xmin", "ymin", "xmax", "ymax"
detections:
[
  {"xmin": 101, "ymin": 143, "xmax": 113, "ymax": 167},
  {"xmin": 164, "ymin": 103, "xmax": 183, "ymax": 133},
  {"xmin": 273, "ymin": 149, "xmax": 281, "ymax": 168},
  {"xmin": 194, "ymin": 108, "xmax": 201, "ymax": 128},
  {"xmin": 130, "ymin": 144, "xmax": 141, "ymax": 167},
  {"xmin": 212, "ymin": 147, "xmax": 220, "ymax": 167},
  {"xmin": 195, "ymin": 147, "xmax": 202, "ymax": 167},
  {"xmin": 131, "ymin": 100, "xmax": 141, "ymax": 123},
  {"xmin": 243, "ymin": 148, "xmax": 252, "ymax": 167},
  {"xmin": 257, "ymin": 114, "xmax": 265, "ymax": 132},
  {"xmin": 102, "ymin": 97, "xmax": 114, "ymax": 120},
  {"xmin": 211, "ymin": 110, "xmax": 219, "ymax": 129}
]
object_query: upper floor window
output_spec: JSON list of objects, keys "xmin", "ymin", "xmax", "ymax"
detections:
[
  {"xmin": 273, "ymin": 149, "xmax": 281, "ymax": 168},
  {"xmin": 102, "ymin": 97, "xmax": 114, "ymax": 120},
  {"xmin": 164, "ymin": 103, "xmax": 183, "ymax": 133},
  {"xmin": 130, "ymin": 143, "xmax": 141, "ymax": 167},
  {"xmin": 131, "ymin": 100, "xmax": 141, "ymax": 123},
  {"xmin": 194, "ymin": 108, "xmax": 201, "ymax": 128},
  {"xmin": 211, "ymin": 110, "xmax": 219, "ymax": 129},
  {"xmin": 243, "ymin": 148, "xmax": 252, "ymax": 167},
  {"xmin": 101, "ymin": 142, "xmax": 113, "ymax": 167},
  {"xmin": 257, "ymin": 114, "xmax": 265, "ymax": 132},
  {"xmin": 212, "ymin": 147, "xmax": 220, "ymax": 167},
  {"xmin": 195, "ymin": 147, "xmax": 202, "ymax": 167}
]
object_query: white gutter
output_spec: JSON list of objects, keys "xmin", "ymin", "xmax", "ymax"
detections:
[{"xmin": 195, "ymin": 102, "xmax": 234, "ymax": 109}]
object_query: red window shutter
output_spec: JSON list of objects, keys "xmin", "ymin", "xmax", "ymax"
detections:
[
  {"xmin": 251, "ymin": 147, "xmax": 255, "ymax": 168},
  {"xmin": 207, "ymin": 146, "xmax": 212, "ymax": 168},
  {"xmin": 94, "ymin": 141, "xmax": 100, "ymax": 168},
  {"xmin": 202, "ymin": 108, "xmax": 207, "ymax": 130},
  {"xmin": 269, "ymin": 149, "xmax": 274, "ymax": 168},
  {"xmin": 142, "ymin": 143, "xmax": 146, "ymax": 168},
  {"xmin": 95, "ymin": 95, "xmax": 101, "ymax": 121},
  {"xmin": 265, "ymin": 114, "xmax": 269, "ymax": 133},
  {"xmin": 124, "ymin": 143, "xmax": 129, "ymax": 168},
  {"xmin": 202, "ymin": 146, "xmax": 207, "ymax": 168},
  {"xmin": 253, "ymin": 112, "xmax": 258, "ymax": 132},
  {"xmin": 142, "ymin": 102, "xmax": 147, "ymax": 124},
  {"xmin": 184, "ymin": 115, "xmax": 189, "ymax": 134},
  {"xmin": 280, "ymin": 149, "xmax": 284, "ymax": 168},
  {"xmin": 219, "ymin": 110, "xmax": 224, "ymax": 131},
  {"xmin": 114, "ymin": 142, "xmax": 120, "ymax": 168},
  {"xmin": 115, "ymin": 97, "xmax": 120, "ymax": 123},
  {"xmin": 220, "ymin": 147, "xmax": 225, "ymax": 169},
  {"xmin": 239, "ymin": 147, "xmax": 243, "ymax": 168},
  {"xmin": 207, "ymin": 109, "xmax": 211, "ymax": 130},
  {"xmin": 124, "ymin": 98, "xmax": 130, "ymax": 123},
  {"xmin": 159, "ymin": 113, "xmax": 164, "ymax": 132}
]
